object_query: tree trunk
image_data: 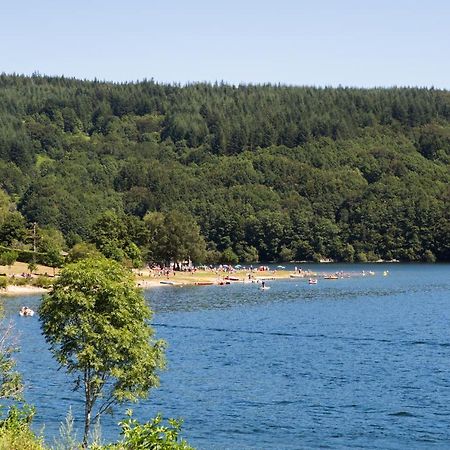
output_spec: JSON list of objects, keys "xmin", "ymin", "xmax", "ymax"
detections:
[
  {"xmin": 83, "ymin": 406, "xmax": 91, "ymax": 449},
  {"xmin": 83, "ymin": 369, "xmax": 92, "ymax": 448}
]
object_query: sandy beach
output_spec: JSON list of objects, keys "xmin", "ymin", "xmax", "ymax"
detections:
[
  {"xmin": 0, "ymin": 285, "xmax": 49, "ymax": 296},
  {"xmin": 134, "ymin": 268, "xmax": 321, "ymax": 288},
  {"xmin": 0, "ymin": 263, "xmax": 372, "ymax": 297}
]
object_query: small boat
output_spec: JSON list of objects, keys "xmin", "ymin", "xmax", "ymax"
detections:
[
  {"xmin": 260, "ymin": 286, "xmax": 271, "ymax": 291},
  {"xmin": 308, "ymin": 278, "xmax": 318, "ymax": 285},
  {"xmin": 224, "ymin": 276, "xmax": 240, "ymax": 281},
  {"xmin": 323, "ymin": 275, "xmax": 339, "ymax": 280},
  {"xmin": 195, "ymin": 281, "xmax": 214, "ymax": 286},
  {"xmin": 290, "ymin": 274, "xmax": 304, "ymax": 278},
  {"xmin": 160, "ymin": 281, "xmax": 176, "ymax": 285},
  {"xmin": 19, "ymin": 307, "xmax": 35, "ymax": 317}
]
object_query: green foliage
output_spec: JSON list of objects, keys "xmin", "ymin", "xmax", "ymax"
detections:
[
  {"xmin": 0, "ymin": 189, "xmax": 14, "ymax": 224},
  {"xmin": 28, "ymin": 258, "xmax": 38, "ymax": 274},
  {"xmin": 39, "ymin": 257, "xmax": 166, "ymax": 447},
  {"xmin": 37, "ymin": 227, "xmax": 66, "ymax": 254},
  {"xmin": 11, "ymin": 276, "xmax": 29, "ymax": 286},
  {"xmin": 93, "ymin": 411, "xmax": 194, "ymax": 450},
  {"xmin": 68, "ymin": 242, "xmax": 102, "ymax": 262},
  {"xmin": 90, "ymin": 212, "xmax": 144, "ymax": 266},
  {"xmin": 42, "ymin": 247, "xmax": 64, "ymax": 274},
  {"xmin": 0, "ymin": 212, "xmax": 27, "ymax": 246},
  {"xmin": 0, "ymin": 276, "xmax": 7, "ymax": 289},
  {"xmin": 31, "ymin": 275, "xmax": 54, "ymax": 288},
  {"xmin": 235, "ymin": 244, "xmax": 259, "ymax": 263},
  {"xmin": 0, "ymin": 249, "xmax": 18, "ymax": 267},
  {"xmin": 0, "ymin": 75, "xmax": 448, "ymax": 262},
  {"xmin": 423, "ymin": 249, "xmax": 437, "ymax": 262},
  {"xmin": 220, "ymin": 247, "xmax": 239, "ymax": 264},
  {"xmin": 0, "ymin": 308, "xmax": 22, "ymax": 400},
  {"xmin": 0, "ymin": 245, "xmax": 48, "ymax": 265},
  {"xmin": 144, "ymin": 211, "xmax": 206, "ymax": 265},
  {"xmin": 0, "ymin": 405, "xmax": 46, "ymax": 450}
]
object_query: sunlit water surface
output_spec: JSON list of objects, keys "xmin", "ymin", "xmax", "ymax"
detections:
[{"xmin": 2, "ymin": 264, "xmax": 450, "ymax": 449}]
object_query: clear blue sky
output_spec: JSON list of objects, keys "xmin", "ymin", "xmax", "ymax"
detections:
[{"xmin": 2, "ymin": 0, "xmax": 449, "ymax": 87}]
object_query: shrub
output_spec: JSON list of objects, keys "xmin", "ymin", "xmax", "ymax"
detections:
[
  {"xmin": 0, "ymin": 277, "xmax": 7, "ymax": 289},
  {"xmin": 31, "ymin": 276, "xmax": 54, "ymax": 289},
  {"xmin": 0, "ymin": 250, "xmax": 18, "ymax": 267},
  {"xmin": 11, "ymin": 277, "xmax": 29, "ymax": 286},
  {"xmin": 92, "ymin": 411, "xmax": 194, "ymax": 450},
  {"xmin": 0, "ymin": 405, "xmax": 46, "ymax": 450},
  {"xmin": 423, "ymin": 250, "xmax": 436, "ymax": 262}
]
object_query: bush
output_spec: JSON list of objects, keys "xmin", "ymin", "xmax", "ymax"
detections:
[
  {"xmin": 356, "ymin": 252, "xmax": 368, "ymax": 262},
  {"xmin": 92, "ymin": 411, "xmax": 194, "ymax": 450},
  {"xmin": 31, "ymin": 276, "xmax": 54, "ymax": 289},
  {"xmin": 0, "ymin": 405, "xmax": 46, "ymax": 450},
  {"xmin": 0, "ymin": 246, "xmax": 60, "ymax": 266},
  {"xmin": 423, "ymin": 250, "xmax": 437, "ymax": 262},
  {"xmin": 220, "ymin": 247, "xmax": 239, "ymax": 265},
  {"xmin": 0, "ymin": 277, "xmax": 8, "ymax": 289},
  {"xmin": 11, "ymin": 277, "xmax": 29, "ymax": 286},
  {"xmin": 0, "ymin": 250, "xmax": 18, "ymax": 267}
]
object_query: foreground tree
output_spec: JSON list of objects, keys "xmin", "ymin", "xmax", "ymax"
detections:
[
  {"xmin": 0, "ymin": 305, "xmax": 22, "ymax": 401},
  {"xmin": 39, "ymin": 257, "xmax": 166, "ymax": 448}
]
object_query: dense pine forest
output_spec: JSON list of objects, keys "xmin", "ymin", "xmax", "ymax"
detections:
[{"xmin": 0, "ymin": 73, "xmax": 449, "ymax": 264}]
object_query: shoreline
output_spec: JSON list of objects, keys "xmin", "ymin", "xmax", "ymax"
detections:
[
  {"xmin": 0, "ymin": 267, "xmax": 380, "ymax": 296},
  {"xmin": 134, "ymin": 267, "xmax": 372, "ymax": 289},
  {"xmin": 0, "ymin": 285, "xmax": 49, "ymax": 297}
]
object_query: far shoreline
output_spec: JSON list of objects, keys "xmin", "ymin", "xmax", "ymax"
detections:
[
  {"xmin": 0, "ymin": 285, "xmax": 49, "ymax": 297},
  {"xmin": 2, "ymin": 261, "xmax": 434, "ymax": 297}
]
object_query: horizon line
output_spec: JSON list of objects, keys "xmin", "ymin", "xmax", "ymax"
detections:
[{"xmin": 1, "ymin": 71, "xmax": 446, "ymax": 91}]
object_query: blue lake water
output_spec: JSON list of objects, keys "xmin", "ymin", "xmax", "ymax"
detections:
[{"xmin": 2, "ymin": 263, "xmax": 450, "ymax": 449}]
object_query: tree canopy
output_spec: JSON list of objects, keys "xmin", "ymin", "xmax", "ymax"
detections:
[
  {"xmin": 0, "ymin": 74, "xmax": 448, "ymax": 262},
  {"xmin": 38, "ymin": 257, "xmax": 166, "ymax": 447}
]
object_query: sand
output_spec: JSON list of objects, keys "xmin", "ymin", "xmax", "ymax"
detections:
[{"xmin": 0, "ymin": 285, "xmax": 49, "ymax": 296}]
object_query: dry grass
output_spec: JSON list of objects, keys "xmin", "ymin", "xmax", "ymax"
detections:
[{"xmin": 0, "ymin": 261, "xmax": 58, "ymax": 278}]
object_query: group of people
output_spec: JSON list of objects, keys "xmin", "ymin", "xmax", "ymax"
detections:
[{"xmin": 19, "ymin": 306, "xmax": 34, "ymax": 316}]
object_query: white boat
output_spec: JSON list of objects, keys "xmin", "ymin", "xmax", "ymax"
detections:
[
  {"xmin": 260, "ymin": 286, "xmax": 271, "ymax": 291},
  {"xmin": 19, "ymin": 307, "xmax": 35, "ymax": 317},
  {"xmin": 308, "ymin": 278, "xmax": 318, "ymax": 285}
]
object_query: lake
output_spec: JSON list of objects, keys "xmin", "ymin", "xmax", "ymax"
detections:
[{"xmin": 2, "ymin": 263, "xmax": 450, "ymax": 449}]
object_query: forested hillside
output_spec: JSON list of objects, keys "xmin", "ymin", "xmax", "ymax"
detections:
[{"xmin": 0, "ymin": 74, "xmax": 449, "ymax": 263}]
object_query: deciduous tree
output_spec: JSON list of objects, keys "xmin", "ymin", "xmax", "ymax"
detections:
[{"xmin": 39, "ymin": 257, "xmax": 165, "ymax": 448}]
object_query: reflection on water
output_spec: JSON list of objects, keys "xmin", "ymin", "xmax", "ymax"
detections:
[{"xmin": 2, "ymin": 263, "xmax": 450, "ymax": 449}]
